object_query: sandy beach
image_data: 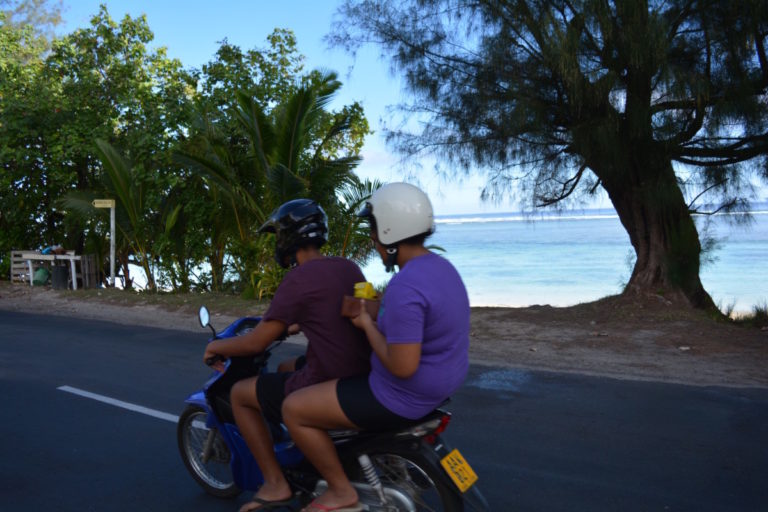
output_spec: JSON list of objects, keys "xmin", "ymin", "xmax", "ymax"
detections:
[{"xmin": 1, "ymin": 281, "xmax": 766, "ymax": 388}]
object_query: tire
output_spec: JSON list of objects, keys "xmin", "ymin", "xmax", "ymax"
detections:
[
  {"xmin": 365, "ymin": 450, "xmax": 464, "ymax": 512},
  {"xmin": 177, "ymin": 405, "xmax": 241, "ymax": 498}
]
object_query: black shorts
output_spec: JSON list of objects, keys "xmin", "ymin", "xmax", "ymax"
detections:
[
  {"xmin": 256, "ymin": 372, "xmax": 291, "ymax": 425},
  {"xmin": 337, "ymin": 374, "xmax": 417, "ymax": 431}
]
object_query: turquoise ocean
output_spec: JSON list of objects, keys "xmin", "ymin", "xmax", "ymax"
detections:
[{"xmin": 362, "ymin": 203, "xmax": 768, "ymax": 312}]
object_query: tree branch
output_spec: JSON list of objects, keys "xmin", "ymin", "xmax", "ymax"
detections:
[
  {"xmin": 535, "ymin": 163, "xmax": 586, "ymax": 206},
  {"xmin": 686, "ymin": 178, "xmax": 726, "ymax": 210},
  {"xmin": 676, "ymin": 133, "xmax": 768, "ymax": 165}
]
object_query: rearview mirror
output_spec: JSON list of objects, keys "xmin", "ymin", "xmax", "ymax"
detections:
[{"xmin": 198, "ymin": 306, "xmax": 210, "ymax": 328}]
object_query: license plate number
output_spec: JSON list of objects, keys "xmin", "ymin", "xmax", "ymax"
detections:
[{"xmin": 440, "ymin": 448, "xmax": 478, "ymax": 492}]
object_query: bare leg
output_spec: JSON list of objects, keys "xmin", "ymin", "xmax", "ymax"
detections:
[
  {"xmin": 282, "ymin": 379, "xmax": 360, "ymax": 509},
  {"xmin": 230, "ymin": 377, "xmax": 292, "ymax": 511},
  {"xmin": 277, "ymin": 356, "xmax": 298, "ymax": 373}
]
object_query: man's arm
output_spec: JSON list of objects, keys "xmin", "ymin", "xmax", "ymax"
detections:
[{"xmin": 204, "ymin": 319, "xmax": 287, "ymax": 365}]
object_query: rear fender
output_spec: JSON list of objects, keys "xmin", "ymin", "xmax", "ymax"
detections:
[{"xmin": 427, "ymin": 438, "xmax": 491, "ymax": 512}]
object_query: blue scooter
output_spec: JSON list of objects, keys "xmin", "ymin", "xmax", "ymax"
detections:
[{"xmin": 177, "ymin": 306, "xmax": 490, "ymax": 511}]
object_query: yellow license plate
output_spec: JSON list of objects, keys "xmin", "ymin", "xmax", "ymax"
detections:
[{"xmin": 440, "ymin": 448, "xmax": 478, "ymax": 492}]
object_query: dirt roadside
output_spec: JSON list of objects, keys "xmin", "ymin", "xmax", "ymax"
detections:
[{"xmin": 1, "ymin": 282, "xmax": 766, "ymax": 388}]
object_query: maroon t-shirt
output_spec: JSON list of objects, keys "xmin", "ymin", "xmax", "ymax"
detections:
[{"xmin": 263, "ymin": 256, "xmax": 372, "ymax": 394}]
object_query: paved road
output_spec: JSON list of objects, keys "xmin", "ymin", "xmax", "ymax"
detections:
[{"xmin": 1, "ymin": 310, "xmax": 767, "ymax": 511}]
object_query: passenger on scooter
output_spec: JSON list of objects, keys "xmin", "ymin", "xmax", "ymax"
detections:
[
  {"xmin": 282, "ymin": 183, "xmax": 471, "ymax": 512},
  {"xmin": 202, "ymin": 198, "xmax": 371, "ymax": 512}
]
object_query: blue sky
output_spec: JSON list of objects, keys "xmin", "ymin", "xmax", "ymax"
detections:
[{"xmin": 58, "ymin": 0, "xmax": 499, "ymax": 215}]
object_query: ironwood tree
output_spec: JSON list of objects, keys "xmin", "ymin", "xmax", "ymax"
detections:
[{"xmin": 332, "ymin": 0, "xmax": 768, "ymax": 310}]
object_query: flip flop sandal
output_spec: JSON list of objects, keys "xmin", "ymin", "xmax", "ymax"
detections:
[
  {"xmin": 300, "ymin": 501, "xmax": 364, "ymax": 512},
  {"xmin": 240, "ymin": 495, "xmax": 295, "ymax": 511}
]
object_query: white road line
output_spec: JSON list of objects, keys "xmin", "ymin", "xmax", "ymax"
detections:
[{"xmin": 58, "ymin": 385, "xmax": 179, "ymax": 423}]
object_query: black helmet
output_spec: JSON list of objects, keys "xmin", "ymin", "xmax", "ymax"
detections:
[{"xmin": 260, "ymin": 199, "xmax": 328, "ymax": 268}]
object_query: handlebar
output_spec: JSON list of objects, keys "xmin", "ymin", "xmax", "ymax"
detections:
[
  {"xmin": 200, "ymin": 308, "xmax": 288, "ymax": 368},
  {"xmin": 205, "ymin": 354, "xmax": 226, "ymax": 366}
]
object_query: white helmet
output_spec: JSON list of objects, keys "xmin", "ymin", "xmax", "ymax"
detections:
[{"xmin": 358, "ymin": 182, "xmax": 435, "ymax": 245}]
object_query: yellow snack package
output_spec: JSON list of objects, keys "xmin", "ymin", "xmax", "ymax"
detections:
[{"xmin": 353, "ymin": 281, "xmax": 377, "ymax": 299}]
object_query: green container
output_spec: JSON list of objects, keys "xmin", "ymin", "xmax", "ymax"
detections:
[{"xmin": 33, "ymin": 267, "xmax": 50, "ymax": 286}]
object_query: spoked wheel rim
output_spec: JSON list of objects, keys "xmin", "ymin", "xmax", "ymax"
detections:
[{"xmin": 181, "ymin": 409, "xmax": 235, "ymax": 491}]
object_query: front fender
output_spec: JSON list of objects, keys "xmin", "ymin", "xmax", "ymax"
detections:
[{"xmin": 184, "ymin": 390, "xmax": 207, "ymax": 408}]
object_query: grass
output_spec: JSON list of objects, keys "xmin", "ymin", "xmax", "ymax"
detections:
[
  {"xmin": 718, "ymin": 297, "xmax": 768, "ymax": 327},
  {"xmin": 731, "ymin": 302, "xmax": 768, "ymax": 329}
]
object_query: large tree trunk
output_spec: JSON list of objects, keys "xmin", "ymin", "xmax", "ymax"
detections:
[
  {"xmin": 209, "ymin": 242, "xmax": 226, "ymax": 293},
  {"xmin": 600, "ymin": 155, "xmax": 716, "ymax": 310}
]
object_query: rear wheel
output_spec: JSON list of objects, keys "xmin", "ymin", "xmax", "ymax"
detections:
[
  {"xmin": 177, "ymin": 405, "xmax": 240, "ymax": 498},
  {"xmin": 365, "ymin": 450, "xmax": 463, "ymax": 512}
]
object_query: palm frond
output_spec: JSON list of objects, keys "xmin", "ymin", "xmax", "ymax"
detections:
[
  {"xmin": 164, "ymin": 203, "xmax": 183, "ymax": 235},
  {"xmin": 337, "ymin": 178, "xmax": 383, "ymax": 260},
  {"xmin": 307, "ymin": 156, "xmax": 362, "ymax": 201},
  {"xmin": 95, "ymin": 139, "xmax": 142, "ymax": 228},
  {"xmin": 233, "ymin": 91, "xmax": 275, "ymax": 176},
  {"xmin": 276, "ymin": 87, "xmax": 315, "ymax": 173},
  {"xmin": 310, "ymin": 70, "xmax": 342, "ymax": 112},
  {"xmin": 174, "ymin": 150, "xmax": 240, "ymax": 201},
  {"xmin": 56, "ymin": 190, "xmax": 104, "ymax": 219},
  {"xmin": 340, "ymin": 177, "xmax": 383, "ymax": 212},
  {"xmin": 266, "ymin": 163, "xmax": 307, "ymax": 203}
]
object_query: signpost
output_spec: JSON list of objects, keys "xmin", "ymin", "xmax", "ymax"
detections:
[{"xmin": 92, "ymin": 199, "xmax": 116, "ymax": 287}]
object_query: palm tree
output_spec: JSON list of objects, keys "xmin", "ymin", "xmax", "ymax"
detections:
[
  {"xmin": 177, "ymin": 70, "xmax": 374, "ymax": 294},
  {"xmin": 336, "ymin": 178, "xmax": 383, "ymax": 263},
  {"xmin": 95, "ymin": 140, "xmax": 168, "ymax": 290},
  {"xmin": 58, "ymin": 140, "xmax": 178, "ymax": 290}
]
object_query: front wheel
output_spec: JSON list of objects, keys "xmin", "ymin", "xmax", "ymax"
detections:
[
  {"xmin": 177, "ymin": 405, "xmax": 240, "ymax": 498},
  {"xmin": 366, "ymin": 450, "xmax": 464, "ymax": 512}
]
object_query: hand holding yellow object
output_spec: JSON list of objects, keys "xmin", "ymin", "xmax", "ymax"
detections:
[{"xmin": 353, "ymin": 282, "xmax": 377, "ymax": 299}]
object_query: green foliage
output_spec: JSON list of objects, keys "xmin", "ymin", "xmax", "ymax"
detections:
[
  {"xmin": 749, "ymin": 304, "xmax": 768, "ymax": 329},
  {"xmin": 0, "ymin": 0, "xmax": 62, "ymax": 60},
  {"xmin": 94, "ymin": 139, "xmax": 162, "ymax": 290},
  {"xmin": 1, "ymin": 5, "xmax": 193, "ymax": 281},
  {"xmin": 2, "ymin": 9, "xmax": 374, "ymax": 295},
  {"xmin": 0, "ymin": 10, "xmax": 56, "ymax": 254},
  {"xmin": 719, "ymin": 299, "xmax": 768, "ymax": 328},
  {"xmin": 177, "ymin": 63, "xmax": 374, "ymax": 296},
  {"xmin": 336, "ymin": 178, "xmax": 382, "ymax": 264},
  {"xmin": 0, "ymin": 1, "xmax": 62, "ymax": 31}
]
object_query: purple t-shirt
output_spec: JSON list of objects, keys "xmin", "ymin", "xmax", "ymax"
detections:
[
  {"xmin": 370, "ymin": 252, "xmax": 470, "ymax": 419},
  {"xmin": 263, "ymin": 257, "xmax": 371, "ymax": 394}
]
